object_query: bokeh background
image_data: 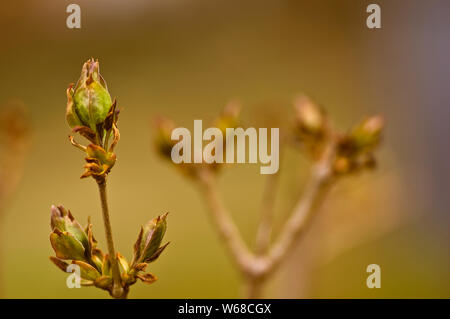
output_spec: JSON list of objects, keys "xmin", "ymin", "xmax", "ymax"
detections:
[{"xmin": 0, "ymin": 0, "xmax": 449, "ymax": 298}]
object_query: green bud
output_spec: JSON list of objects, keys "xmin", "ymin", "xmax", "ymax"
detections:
[
  {"xmin": 50, "ymin": 205, "xmax": 89, "ymax": 251},
  {"xmin": 50, "ymin": 228, "xmax": 86, "ymax": 261},
  {"xmin": 66, "ymin": 58, "xmax": 113, "ymax": 132},
  {"xmin": 350, "ymin": 116, "xmax": 384, "ymax": 152},
  {"xmin": 132, "ymin": 213, "xmax": 169, "ymax": 265}
]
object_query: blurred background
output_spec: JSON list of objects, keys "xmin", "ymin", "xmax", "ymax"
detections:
[{"xmin": 0, "ymin": 0, "xmax": 449, "ymax": 298}]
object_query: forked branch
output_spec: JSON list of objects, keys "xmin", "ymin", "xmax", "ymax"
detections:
[
  {"xmin": 195, "ymin": 139, "xmax": 336, "ymax": 298},
  {"xmin": 154, "ymin": 96, "xmax": 384, "ymax": 298}
]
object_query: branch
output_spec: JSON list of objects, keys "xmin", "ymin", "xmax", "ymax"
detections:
[
  {"xmin": 196, "ymin": 168, "xmax": 256, "ymax": 276},
  {"xmin": 255, "ymin": 171, "xmax": 279, "ymax": 255},
  {"xmin": 195, "ymin": 140, "xmax": 336, "ymax": 298},
  {"xmin": 260, "ymin": 141, "xmax": 335, "ymax": 275},
  {"xmin": 96, "ymin": 177, "xmax": 127, "ymax": 299},
  {"xmin": 255, "ymin": 132, "xmax": 287, "ymax": 256}
]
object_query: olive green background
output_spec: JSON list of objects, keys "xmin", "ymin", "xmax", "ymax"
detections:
[{"xmin": 0, "ymin": 0, "xmax": 449, "ymax": 298}]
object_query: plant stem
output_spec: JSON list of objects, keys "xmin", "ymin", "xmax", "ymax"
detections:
[
  {"xmin": 255, "ymin": 144, "xmax": 284, "ymax": 255},
  {"xmin": 96, "ymin": 177, "xmax": 127, "ymax": 299},
  {"xmin": 255, "ymin": 172, "xmax": 279, "ymax": 255},
  {"xmin": 244, "ymin": 276, "xmax": 266, "ymax": 299},
  {"xmin": 196, "ymin": 139, "xmax": 336, "ymax": 298},
  {"xmin": 197, "ymin": 168, "xmax": 255, "ymax": 276},
  {"xmin": 262, "ymin": 140, "xmax": 335, "ymax": 275}
]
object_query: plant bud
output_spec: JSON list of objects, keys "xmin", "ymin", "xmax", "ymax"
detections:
[
  {"xmin": 349, "ymin": 116, "xmax": 384, "ymax": 152},
  {"xmin": 66, "ymin": 58, "xmax": 113, "ymax": 132},
  {"xmin": 294, "ymin": 96, "xmax": 324, "ymax": 134},
  {"xmin": 132, "ymin": 213, "xmax": 169, "ymax": 265},
  {"xmin": 50, "ymin": 205, "xmax": 89, "ymax": 251},
  {"xmin": 215, "ymin": 101, "xmax": 241, "ymax": 136},
  {"xmin": 50, "ymin": 228, "xmax": 87, "ymax": 261},
  {"xmin": 333, "ymin": 156, "xmax": 351, "ymax": 174},
  {"xmin": 154, "ymin": 116, "xmax": 176, "ymax": 159}
]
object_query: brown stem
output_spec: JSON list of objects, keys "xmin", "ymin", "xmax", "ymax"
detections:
[
  {"xmin": 96, "ymin": 177, "xmax": 127, "ymax": 299},
  {"xmin": 260, "ymin": 141, "xmax": 335, "ymax": 276},
  {"xmin": 196, "ymin": 168, "xmax": 256, "ymax": 277},
  {"xmin": 196, "ymin": 139, "xmax": 336, "ymax": 298},
  {"xmin": 255, "ymin": 172, "xmax": 279, "ymax": 255},
  {"xmin": 243, "ymin": 275, "xmax": 267, "ymax": 299},
  {"xmin": 255, "ymin": 143, "xmax": 285, "ymax": 256}
]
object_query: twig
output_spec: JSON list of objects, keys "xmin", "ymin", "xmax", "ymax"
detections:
[
  {"xmin": 197, "ymin": 168, "xmax": 256, "ymax": 276},
  {"xmin": 255, "ymin": 171, "xmax": 279, "ymax": 255},
  {"xmin": 96, "ymin": 177, "xmax": 127, "ymax": 299},
  {"xmin": 262, "ymin": 141, "xmax": 334, "ymax": 274},
  {"xmin": 195, "ymin": 140, "xmax": 336, "ymax": 298},
  {"xmin": 255, "ymin": 137, "xmax": 285, "ymax": 255}
]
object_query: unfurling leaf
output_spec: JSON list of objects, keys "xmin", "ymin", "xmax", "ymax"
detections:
[
  {"xmin": 49, "ymin": 256, "xmax": 69, "ymax": 272},
  {"xmin": 50, "ymin": 205, "xmax": 89, "ymax": 251},
  {"xmin": 146, "ymin": 242, "xmax": 170, "ymax": 263},
  {"xmin": 72, "ymin": 260, "xmax": 101, "ymax": 281},
  {"xmin": 50, "ymin": 229, "xmax": 86, "ymax": 261},
  {"xmin": 137, "ymin": 273, "xmax": 158, "ymax": 285},
  {"xmin": 102, "ymin": 254, "xmax": 112, "ymax": 276},
  {"xmin": 117, "ymin": 253, "xmax": 130, "ymax": 273}
]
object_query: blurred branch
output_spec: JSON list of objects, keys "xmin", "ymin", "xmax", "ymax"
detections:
[
  {"xmin": 0, "ymin": 103, "xmax": 31, "ymax": 212},
  {"xmin": 260, "ymin": 140, "xmax": 335, "ymax": 276},
  {"xmin": 254, "ymin": 140, "xmax": 286, "ymax": 255},
  {"xmin": 196, "ymin": 140, "xmax": 335, "ymax": 298},
  {"xmin": 255, "ymin": 171, "xmax": 279, "ymax": 255},
  {"xmin": 197, "ymin": 168, "xmax": 256, "ymax": 276},
  {"xmin": 155, "ymin": 97, "xmax": 384, "ymax": 299},
  {"xmin": 0, "ymin": 100, "xmax": 31, "ymax": 298}
]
